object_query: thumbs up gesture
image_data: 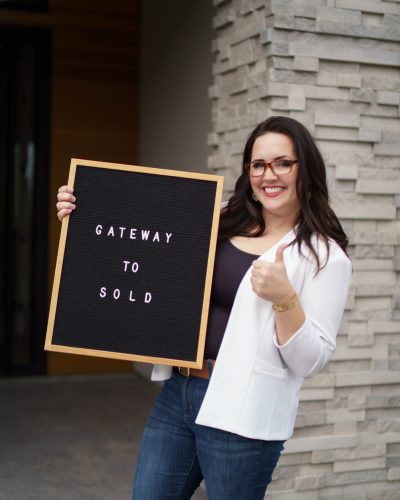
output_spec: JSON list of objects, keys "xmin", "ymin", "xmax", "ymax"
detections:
[{"xmin": 251, "ymin": 244, "xmax": 295, "ymax": 304}]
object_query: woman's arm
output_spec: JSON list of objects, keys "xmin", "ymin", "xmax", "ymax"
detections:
[
  {"xmin": 273, "ymin": 244, "xmax": 352, "ymax": 378},
  {"xmin": 251, "ymin": 243, "xmax": 306, "ymax": 346},
  {"xmin": 274, "ymin": 298, "xmax": 305, "ymax": 347}
]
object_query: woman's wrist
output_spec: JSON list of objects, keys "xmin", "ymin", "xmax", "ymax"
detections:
[{"xmin": 273, "ymin": 292, "xmax": 299, "ymax": 313}]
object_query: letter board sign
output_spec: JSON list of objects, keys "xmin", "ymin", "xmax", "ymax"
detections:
[{"xmin": 45, "ymin": 159, "xmax": 223, "ymax": 368}]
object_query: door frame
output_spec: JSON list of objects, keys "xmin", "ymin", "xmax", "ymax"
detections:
[{"xmin": 0, "ymin": 26, "xmax": 51, "ymax": 375}]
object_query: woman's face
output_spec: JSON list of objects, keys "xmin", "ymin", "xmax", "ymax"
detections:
[{"xmin": 249, "ymin": 132, "xmax": 300, "ymax": 226}]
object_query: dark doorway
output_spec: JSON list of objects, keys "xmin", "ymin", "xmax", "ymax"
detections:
[{"xmin": 0, "ymin": 27, "xmax": 51, "ymax": 375}]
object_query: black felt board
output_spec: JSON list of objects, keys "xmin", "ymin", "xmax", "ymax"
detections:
[{"xmin": 46, "ymin": 160, "xmax": 223, "ymax": 367}]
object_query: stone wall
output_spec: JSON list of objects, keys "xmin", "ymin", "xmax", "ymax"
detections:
[{"xmin": 208, "ymin": 1, "xmax": 400, "ymax": 498}]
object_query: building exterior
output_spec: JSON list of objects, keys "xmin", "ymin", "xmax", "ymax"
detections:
[
  {"xmin": 0, "ymin": 0, "xmax": 140, "ymax": 375},
  {"xmin": 1, "ymin": 0, "xmax": 399, "ymax": 497},
  {"xmin": 208, "ymin": 1, "xmax": 400, "ymax": 498}
]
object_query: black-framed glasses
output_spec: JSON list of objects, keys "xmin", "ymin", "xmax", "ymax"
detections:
[{"xmin": 246, "ymin": 159, "xmax": 299, "ymax": 177}]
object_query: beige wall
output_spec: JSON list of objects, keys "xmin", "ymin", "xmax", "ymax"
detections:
[{"xmin": 139, "ymin": 0, "xmax": 213, "ymax": 173}]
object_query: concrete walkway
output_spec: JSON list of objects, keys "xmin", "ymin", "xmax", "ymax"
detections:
[{"xmin": 0, "ymin": 373, "xmax": 207, "ymax": 500}]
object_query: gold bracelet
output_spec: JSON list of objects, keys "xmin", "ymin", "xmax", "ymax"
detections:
[{"xmin": 272, "ymin": 292, "xmax": 299, "ymax": 313}]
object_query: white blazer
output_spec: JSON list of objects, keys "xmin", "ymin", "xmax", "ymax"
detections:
[{"xmin": 151, "ymin": 230, "xmax": 352, "ymax": 441}]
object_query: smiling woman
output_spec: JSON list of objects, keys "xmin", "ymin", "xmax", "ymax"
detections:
[
  {"xmin": 249, "ymin": 132, "xmax": 301, "ymax": 228},
  {"xmin": 57, "ymin": 115, "xmax": 352, "ymax": 500},
  {"xmin": 219, "ymin": 115, "xmax": 348, "ymax": 269}
]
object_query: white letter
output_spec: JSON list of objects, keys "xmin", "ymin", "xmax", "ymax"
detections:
[
  {"xmin": 152, "ymin": 232, "xmax": 160, "ymax": 243},
  {"xmin": 130, "ymin": 228, "xmax": 137, "ymax": 240},
  {"xmin": 113, "ymin": 288, "xmax": 120, "ymax": 300},
  {"xmin": 129, "ymin": 290, "xmax": 136, "ymax": 302},
  {"xmin": 123, "ymin": 260, "xmax": 130, "ymax": 272},
  {"xmin": 95, "ymin": 225, "xmax": 103, "ymax": 235},
  {"xmin": 144, "ymin": 292, "xmax": 152, "ymax": 303},
  {"xmin": 166, "ymin": 233, "xmax": 172, "ymax": 244},
  {"xmin": 131, "ymin": 262, "xmax": 139, "ymax": 273},
  {"xmin": 99, "ymin": 287, "xmax": 106, "ymax": 298},
  {"xmin": 141, "ymin": 229, "xmax": 150, "ymax": 241},
  {"xmin": 119, "ymin": 227, "xmax": 126, "ymax": 238},
  {"xmin": 107, "ymin": 226, "xmax": 115, "ymax": 237}
]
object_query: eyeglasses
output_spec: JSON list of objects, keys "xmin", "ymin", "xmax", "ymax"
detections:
[{"xmin": 246, "ymin": 159, "xmax": 299, "ymax": 177}]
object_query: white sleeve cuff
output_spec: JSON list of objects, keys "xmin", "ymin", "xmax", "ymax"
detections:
[{"xmin": 273, "ymin": 317, "xmax": 308, "ymax": 349}]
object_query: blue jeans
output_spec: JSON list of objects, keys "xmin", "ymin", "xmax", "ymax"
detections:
[{"xmin": 132, "ymin": 369, "xmax": 284, "ymax": 499}]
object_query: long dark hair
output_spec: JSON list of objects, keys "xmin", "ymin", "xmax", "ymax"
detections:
[{"xmin": 218, "ymin": 115, "xmax": 348, "ymax": 270}]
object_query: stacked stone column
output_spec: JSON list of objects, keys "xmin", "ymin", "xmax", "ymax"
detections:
[{"xmin": 209, "ymin": 1, "xmax": 400, "ymax": 498}]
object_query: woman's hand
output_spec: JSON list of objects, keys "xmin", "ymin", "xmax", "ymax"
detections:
[
  {"xmin": 251, "ymin": 244, "xmax": 295, "ymax": 304},
  {"xmin": 252, "ymin": 244, "xmax": 305, "ymax": 345},
  {"xmin": 56, "ymin": 185, "xmax": 76, "ymax": 221}
]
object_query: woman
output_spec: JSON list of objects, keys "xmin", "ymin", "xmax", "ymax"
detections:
[{"xmin": 57, "ymin": 116, "xmax": 352, "ymax": 499}]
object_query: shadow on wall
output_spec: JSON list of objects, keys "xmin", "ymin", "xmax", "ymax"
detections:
[{"xmin": 140, "ymin": 0, "xmax": 213, "ymax": 173}]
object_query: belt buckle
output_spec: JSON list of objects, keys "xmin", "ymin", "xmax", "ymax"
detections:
[{"xmin": 178, "ymin": 366, "xmax": 191, "ymax": 377}]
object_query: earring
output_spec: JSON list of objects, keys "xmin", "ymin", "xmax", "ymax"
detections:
[{"xmin": 252, "ymin": 192, "xmax": 258, "ymax": 202}]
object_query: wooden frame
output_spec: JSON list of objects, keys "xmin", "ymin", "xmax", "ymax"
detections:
[{"xmin": 45, "ymin": 159, "xmax": 223, "ymax": 368}]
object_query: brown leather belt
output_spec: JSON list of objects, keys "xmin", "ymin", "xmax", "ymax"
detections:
[{"xmin": 177, "ymin": 359, "xmax": 215, "ymax": 379}]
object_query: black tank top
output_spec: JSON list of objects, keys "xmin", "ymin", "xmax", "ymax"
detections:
[{"xmin": 204, "ymin": 238, "xmax": 260, "ymax": 360}]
